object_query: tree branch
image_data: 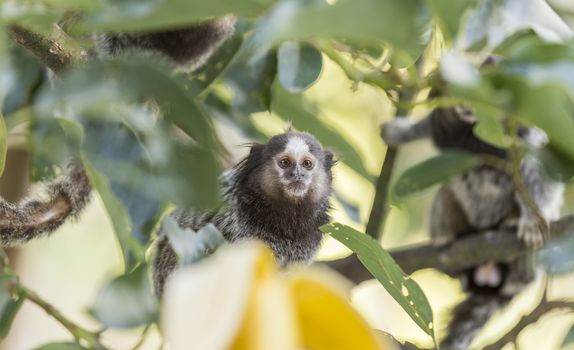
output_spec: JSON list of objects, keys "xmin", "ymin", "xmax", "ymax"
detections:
[
  {"xmin": 8, "ymin": 24, "xmax": 87, "ymax": 75},
  {"xmin": 482, "ymin": 298, "xmax": 574, "ymax": 350},
  {"xmin": 365, "ymin": 89, "xmax": 414, "ymax": 240},
  {"xmin": 325, "ymin": 215, "xmax": 574, "ymax": 284}
]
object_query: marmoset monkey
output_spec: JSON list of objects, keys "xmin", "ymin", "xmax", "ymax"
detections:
[
  {"xmin": 154, "ymin": 131, "xmax": 336, "ymax": 294},
  {"xmin": 382, "ymin": 104, "xmax": 564, "ymax": 349}
]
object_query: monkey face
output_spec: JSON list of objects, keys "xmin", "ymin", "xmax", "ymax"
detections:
[{"xmin": 256, "ymin": 132, "xmax": 334, "ymax": 202}]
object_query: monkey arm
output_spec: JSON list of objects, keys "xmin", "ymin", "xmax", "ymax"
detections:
[
  {"xmin": 380, "ymin": 115, "xmax": 432, "ymax": 147},
  {"xmin": 514, "ymin": 156, "xmax": 565, "ymax": 247},
  {"xmin": 0, "ymin": 162, "xmax": 92, "ymax": 246}
]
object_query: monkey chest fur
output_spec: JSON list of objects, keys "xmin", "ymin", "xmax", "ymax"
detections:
[{"xmin": 448, "ymin": 166, "xmax": 517, "ymax": 230}]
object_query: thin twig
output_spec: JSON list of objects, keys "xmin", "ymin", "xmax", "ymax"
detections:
[
  {"xmin": 7, "ymin": 281, "xmax": 103, "ymax": 348},
  {"xmin": 315, "ymin": 40, "xmax": 406, "ymax": 91},
  {"xmin": 130, "ymin": 324, "xmax": 152, "ymax": 350}
]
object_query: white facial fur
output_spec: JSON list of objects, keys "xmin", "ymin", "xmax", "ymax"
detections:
[{"xmin": 274, "ymin": 136, "xmax": 316, "ymax": 198}]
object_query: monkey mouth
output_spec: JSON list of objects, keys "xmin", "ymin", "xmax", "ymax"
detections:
[{"xmin": 284, "ymin": 181, "xmax": 309, "ymax": 197}]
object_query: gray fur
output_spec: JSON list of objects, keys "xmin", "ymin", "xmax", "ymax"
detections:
[
  {"xmin": 382, "ymin": 105, "xmax": 564, "ymax": 349},
  {"xmin": 153, "ymin": 131, "xmax": 335, "ymax": 295},
  {"xmin": 94, "ymin": 16, "xmax": 236, "ymax": 72},
  {"xmin": 0, "ymin": 161, "xmax": 92, "ymax": 246}
]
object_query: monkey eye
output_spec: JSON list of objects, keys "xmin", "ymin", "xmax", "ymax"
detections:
[
  {"xmin": 302, "ymin": 159, "xmax": 313, "ymax": 169},
  {"xmin": 279, "ymin": 158, "xmax": 291, "ymax": 168}
]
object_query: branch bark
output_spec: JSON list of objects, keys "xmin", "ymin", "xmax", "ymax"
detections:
[
  {"xmin": 325, "ymin": 214, "xmax": 574, "ymax": 284},
  {"xmin": 8, "ymin": 24, "xmax": 87, "ymax": 75}
]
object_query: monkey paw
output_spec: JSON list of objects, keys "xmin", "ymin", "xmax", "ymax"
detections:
[
  {"xmin": 380, "ymin": 119, "xmax": 412, "ymax": 147},
  {"xmin": 517, "ymin": 216, "xmax": 548, "ymax": 248}
]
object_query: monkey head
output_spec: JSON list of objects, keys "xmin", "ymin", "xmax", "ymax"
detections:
[{"xmin": 237, "ymin": 131, "xmax": 335, "ymax": 202}]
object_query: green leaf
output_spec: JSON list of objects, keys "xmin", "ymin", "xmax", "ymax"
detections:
[
  {"xmin": 163, "ymin": 218, "xmax": 226, "ymax": 265},
  {"xmin": 514, "ymin": 85, "xmax": 574, "ymax": 162},
  {"xmin": 562, "ymin": 324, "xmax": 574, "ymax": 348},
  {"xmin": 272, "ymin": 83, "xmax": 373, "ymax": 181},
  {"xmin": 81, "ymin": 156, "xmax": 145, "ymax": 270},
  {"xmin": 34, "ymin": 59, "xmax": 222, "ymax": 209},
  {"xmin": 473, "ymin": 106, "xmax": 508, "ymax": 149},
  {"xmin": 277, "ymin": 41, "xmax": 323, "ymax": 93},
  {"xmin": 427, "ymin": 0, "xmax": 471, "ymax": 42},
  {"xmin": 254, "ymin": 0, "xmax": 425, "ymax": 56},
  {"xmin": 393, "ymin": 151, "xmax": 480, "ymax": 199},
  {"xmin": 82, "ymin": 0, "xmax": 274, "ymax": 32},
  {"xmin": 321, "ymin": 223, "xmax": 436, "ymax": 339},
  {"xmin": 536, "ymin": 147, "xmax": 574, "ymax": 182},
  {"xmin": 34, "ymin": 343, "xmax": 88, "ymax": 350},
  {"xmin": 91, "ymin": 265, "xmax": 158, "ymax": 329},
  {"xmin": 0, "ymin": 273, "xmax": 25, "ymax": 338},
  {"xmin": 539, "ymin": 233, "xmax": 574, "ymax": 275}
]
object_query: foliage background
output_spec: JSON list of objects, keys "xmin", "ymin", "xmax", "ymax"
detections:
[{"xmin": 2, "ymin": 0, "xmax": 574, "ymax": 349}]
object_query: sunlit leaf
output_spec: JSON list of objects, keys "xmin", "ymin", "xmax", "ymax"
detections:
[
  {"xmin": 321, "ymin": 223, "xmax": 435, "ymax": 339},
  {"xmin": 393, "ymin": 151, "xmax": 480, "ymax": 199},
  {"xmin": 91, "ymin": 265, "xmax": 158, "ymax": 329},
  {"xmin": 277, "ymin": 41, "xmax": 322, "ymax": 93},
  {"xmin": 0, "ymin": 273, "xmax": 24, "ymax": 338}
]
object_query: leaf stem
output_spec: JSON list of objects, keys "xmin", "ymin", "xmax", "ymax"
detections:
[{"xmin": 7, "ymin": 281, "xmax": 104, "ymax": 349}]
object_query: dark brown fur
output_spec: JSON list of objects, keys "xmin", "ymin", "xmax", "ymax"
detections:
[{"xmin": 153, "ymin": 131, "xmax": 336, "ymax": 295}]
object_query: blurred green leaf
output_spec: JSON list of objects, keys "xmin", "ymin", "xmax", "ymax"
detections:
[
  {"xmin": 456, "ymin": 0, "xmax": 572, "ymax": 51},
  {"xmin": 393, "ymin": 151, "xmax": 480, "ymax": 199},
  {"xmin": 224, "ymin": 41, "xmax": 278, "ymax": 115},
  {"xmin": 562, "ymin": 325, "xmax": 574, "ymax": 348},
  {"xmin": 473, "ymin": 106, "xmax": 508, "ymax": 149},
  {"xmin": 163, "ymin": 218, "xmax": 226, "ymax": 265},
  {"xmin": 34, "ymin": 343, "xmax": 88, "ymax": 350},
  {"xmin": 496, "ymin": 35, "xmax": 574, "ymax": 63},
  {"xmin": 272, "ymin": 83, "xmax": 373, "ymax": 181},
  {"xmin": 192, "ymin": 26, "xmax": 245, "ymax": 91},
  {"xmin": 82, "ymin": 0, "xmax": 273, "ymax": 32},
  {"xmin": 0, "ymin": 273, "xmax": 24, "ymax": 338},
  {"xmin": 427, "ymin": 0, "xmax": 470, "ymax": 42},
  {"xmin": 91, "ymin": 265, "xmax": 158, "ymax": 329},
  {"xmin": 321, "ymin": 223, "xmax": 436, "ymax": 339},
  {"xmin": 34, "ymin": 59, "xmax": 222, "ymax": 209},
  {"xmin": 539, "ymin": 233, "xmax": 574, "ymax": 275},
  {"xmin": 514, "ymin": 85, "xmax": 574, "ymax": 162},
  {"xmin": 81, "ymin": 156, "xmax": 145, "ymax": 270},
  {"xmin": 536, "ymin": 147, "xmax": 574, "ymax": 182},
  {"xmin": 277, "ymin": 41, "xmax": 322, "ymax": 93},
  {"xmin": 255, "ymin": 0, "xmax": 425, "ymax": 56},
  {"xmin": 2, "ymin": 45, "xmax": 44, "ymax": 116}
]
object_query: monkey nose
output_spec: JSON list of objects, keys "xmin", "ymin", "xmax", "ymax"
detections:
[{"xmin": 290, "ymin": 169, "xmax": 305, "ymax": 180}]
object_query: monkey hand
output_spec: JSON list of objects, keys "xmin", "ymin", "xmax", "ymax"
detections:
[
  {"xmin": 380, "ymin": 119, "xmax": 414, "ymax": 147},
  {"xmin": 517, "ymin": 214, "xmax": 548, "ymax": 248}
]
